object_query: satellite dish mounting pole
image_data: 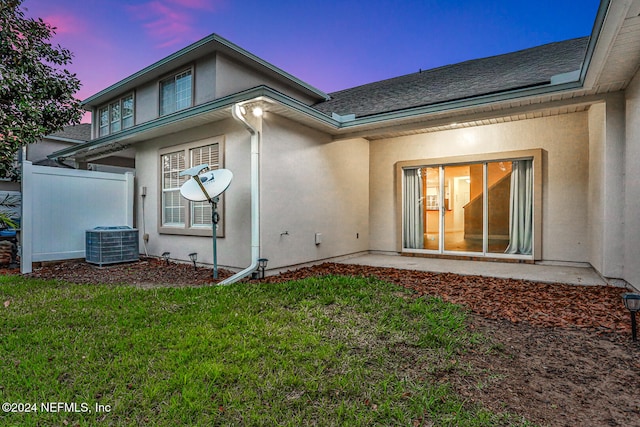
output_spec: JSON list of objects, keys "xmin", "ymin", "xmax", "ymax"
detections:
[
  {"xmin": 180, "ymin": 164, "xmax": 232, "ymax": 281},
  {"xmin": 211, "ymin": 196, "xmax": 220, "ymax": 279},
  {"xmin": 191, "ymin": 174, "xmax": 220, "ymax": 279}
]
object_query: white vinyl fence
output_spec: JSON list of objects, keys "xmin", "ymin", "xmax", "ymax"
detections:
[{"xmin": 21, "ymin": 161, "xmax": 134, "ymax": 273}]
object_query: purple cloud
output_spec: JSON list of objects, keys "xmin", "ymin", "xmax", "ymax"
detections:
[
  {"xmin": 127, "ymin": 0, "xmax": 220, "ymax": 48},
  {"xmin": 42, "ymin": 13, "xmax": 86, "ymax": 35}
]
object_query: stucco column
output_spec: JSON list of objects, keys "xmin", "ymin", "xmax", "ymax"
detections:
[
  {"xmin": 624, "ymin": 71, "xmax": 640, "ymax": 290},
  {"xmin": 599, "ymin": 92, "xmax": 626, "ymax": 280}
]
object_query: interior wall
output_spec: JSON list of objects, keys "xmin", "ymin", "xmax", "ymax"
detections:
[{"xmin": 370, "ymin": 113, "xmax": 590, "ymax": 263}]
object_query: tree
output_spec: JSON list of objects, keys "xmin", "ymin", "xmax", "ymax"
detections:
[{"xmin": 0, "ymin": 0, "xmax": 83, "ymax": 180}]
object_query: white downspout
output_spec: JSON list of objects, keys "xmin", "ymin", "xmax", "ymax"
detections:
[{"xmin": 218, "ymin": 103, "xmax": 261, "ymax": 285}]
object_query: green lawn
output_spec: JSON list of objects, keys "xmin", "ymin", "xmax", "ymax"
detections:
[{"xmin": 0, "ymin": 274, "xmax": 529, "ymax": 426}]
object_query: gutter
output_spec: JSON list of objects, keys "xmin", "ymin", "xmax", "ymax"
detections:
[{"xmin": 217, "ymin": 102, "xmax": 261, "ymax": 285}]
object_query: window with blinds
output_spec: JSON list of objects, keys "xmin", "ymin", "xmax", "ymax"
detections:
[
  {"xmin": 161, "ymin": 150, "xmax": 186, "ymax": 226},
  {"xmin": 159, "ymin": 137, "xmax": 224, "ymax": 234},
  {"xmin": 190, "ymin": 144, "xmax": 220, "ymax": 227}
]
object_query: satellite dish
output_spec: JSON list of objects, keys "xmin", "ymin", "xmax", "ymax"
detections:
[{"xmin": 180, "ymin": 169, "xmax": 233, "ymax": 201}]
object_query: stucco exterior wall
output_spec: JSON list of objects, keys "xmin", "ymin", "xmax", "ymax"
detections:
[
  {"xmin": 26, "ymin": 140, "xmax": 75, "ymax": 164},
  {"xmin": 133, "ymin": 80, "xmax": 158, "ymax": 125},
  {"xmin": 134, "ymin": 118, "xmax": 253, "ymax": 269},
  {"xmin": 133, "ymin": 112, "xmax": 369, "ymax": 271},
  {"xmin": 215, "ymin": 54, "xmax": 320, "ymax": 105},
  {"xmin": 369, "ymin": 113, "xmax": 590, "ymax": 263},
  {"xmin": 624, "ymin": 70, "xmax": 640, "ymax": 289},
  {"xmin": 587, "ymin": 93, "xmax": 627, "ymax": 281},
  {"xmin": 588, "ymin": 102, "xmax": 606, "ymax": 274},
  {"xmin": 133, "ymin": 58, "xmax": 217, "ymax": 126},
  {"xmin": 260, "ymin": 114, "xmax": 370, "ymax": 269},
  {"xmin": 194, "ymin": 54, "xmax": 216, "ymax": 105},
  {"xmin": 101, "ymin": 53, "xmax": 321, "ymax": 138}
]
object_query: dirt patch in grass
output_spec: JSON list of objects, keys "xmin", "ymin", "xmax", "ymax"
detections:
[
  {"xmin": 10, "ymin": 258, "xmax": 640, "ymax": 426},
  {"xmin": 456, "ymin": 315, "xmax": 640, "ymax": 427}
]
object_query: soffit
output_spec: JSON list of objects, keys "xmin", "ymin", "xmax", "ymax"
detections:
[
  {"xmin": 267, "ymin": 88, "xmax": 603, "ymax": 141},
  {"xmin": 590, "ymin": 4, "xmax": 640, "ymax": 90},
  {"xmin": 72, "ymin": 108, "xmax": 232, "ymax": 162}
]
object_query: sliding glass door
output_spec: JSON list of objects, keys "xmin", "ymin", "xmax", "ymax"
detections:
[
  {"xmin": 402, "ymin": 158, "xmax": 533, "ymax": 258},
  {"xmin": 443, "ymin": 164, "xmax": 483, "ymax": 253}
]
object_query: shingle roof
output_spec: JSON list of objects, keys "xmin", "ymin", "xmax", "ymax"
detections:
[
  {"xmin": 48, "ymin": 123, "xmax": 91, "ymax": 142},
  {"xmin": 312, "ymin": 37, "xmax": 589, "ymax": 118}
]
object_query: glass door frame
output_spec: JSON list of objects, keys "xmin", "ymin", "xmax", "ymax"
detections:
[{"xmin": 397, "ymin": 149, "xmax": 542, "ymax": 261}]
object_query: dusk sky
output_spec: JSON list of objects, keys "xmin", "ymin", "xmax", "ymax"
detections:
[{"xmin": 23, "ymin": 0, "xmax": 601, "ymax": 123}]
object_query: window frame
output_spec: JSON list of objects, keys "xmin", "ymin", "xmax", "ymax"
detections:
[
  {"xmin": 158, "ymin": 136, "xmax": 225, "ymax": 237},
  {"xmin": 97, "ymin": 93, "xmax": 135, "ymax": 137},
  {"xmin": 159, "ymin": 67, "xmax": 194, "ymax": 117},
  {"xmin": 395, "ymin": 149, "xmax": 542, "ymax": 260}
]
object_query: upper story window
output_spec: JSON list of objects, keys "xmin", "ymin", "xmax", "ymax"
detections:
[
  {"xmin": 98, "ymin": 94, "xmax": 134, "ymax": 137},
  {"xmin": 160, "ymin": 69, "xmax": 192, "ymax": 116}
]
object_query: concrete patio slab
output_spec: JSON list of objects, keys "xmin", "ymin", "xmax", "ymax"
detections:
[{"xmin": 336, "ymin": 253, "xmax": 614, "ymax": 287}]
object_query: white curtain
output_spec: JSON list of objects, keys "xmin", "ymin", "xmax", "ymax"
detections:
[
  {"xmin": 403, "ymin": 169, "xmax": 424, "ymax": 249},
  {"xmin": 505, "ymin": 160, "xmax": 533, "ymax": 255}
]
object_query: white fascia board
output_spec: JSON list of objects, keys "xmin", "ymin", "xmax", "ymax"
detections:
[{"xmin": 581, "ymin": 0, "xmax": 629, "ymax": 89}]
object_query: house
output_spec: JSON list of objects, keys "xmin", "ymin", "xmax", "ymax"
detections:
[
  {"xmin": 50, "ymin": 0, "xmax": 640, "ymax": 289},
  {"xmin": 28, "ymin": 124, "xmax": 92, "ymax": 168},
  {"xmin": 0, "ymin": 124, "xmax": 91, "ymax": 193}
]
